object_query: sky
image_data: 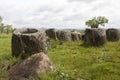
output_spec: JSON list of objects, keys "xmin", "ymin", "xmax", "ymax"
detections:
[{"xmin": 0, "ymin": 0, "xmax": 120, "ymax": 29}]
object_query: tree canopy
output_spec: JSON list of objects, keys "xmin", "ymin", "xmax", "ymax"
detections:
[
  {"xmin": 85, "ymin": 16, "xmax": 108, "ymax": 28},
  {"xmin": 0, "ymin": 16, "xmax": 13, "ymax": 34},
  {"xmin": 0, "ymin": 16, "xmax": 2, "ymax": 24}
]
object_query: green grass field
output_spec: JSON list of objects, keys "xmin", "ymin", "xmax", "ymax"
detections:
[{"xmin": 0, "ymin": 34, "xmax": 120, "ymax": 80}]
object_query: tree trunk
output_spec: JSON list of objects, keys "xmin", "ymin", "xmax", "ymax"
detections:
[
  {"xmin": 12, "ymin": 28, "xmax": 47, "ymax": 58},
  {"xmin": 106, "ymin": 28, "xmax": 120, "ymax": 41},
  {"xmin": 84, "ymin": 28, "xmax": 106, "ymax": 46}
]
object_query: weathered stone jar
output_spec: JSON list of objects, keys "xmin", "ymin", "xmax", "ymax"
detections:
[
  {"xmin": 12, "ymin": 28, "xmax": 47, "ymax": 58},
  {"xmin": 56, "ymin": 30, "xmax": 71, "ymax": 41},
  {"xmin": 84, "ymin": 28, "xmax": 106, "ymax": 46},
  {"xmin": 45, "ymin": 28, "xmax": 57, "ymax": 40},
  {"xmin": 106, "ymin": 28, "xmax": 120, "ymax": 41},
  {"xmin": 71, "ymin": 32, "xmax": 80, "ymax": 41}
]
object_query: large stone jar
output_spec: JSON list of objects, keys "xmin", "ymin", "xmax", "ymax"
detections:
[
  {"xmin": 12, "ymin": 28, "xmax": 47, "ymax": 58},
  {"xmin": 84, "ymin": 28, "xmax": 106, "ymax": 46}
]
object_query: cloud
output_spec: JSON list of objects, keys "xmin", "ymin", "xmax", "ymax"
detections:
[
  {"xmin": 35, "ymin": 6, "xmax": 63, "ymax": 13},
  {"xmin": 0, "ymin": 0, "xmax": 120, "ymax": 29},
  {"xmin": 67, "ymin": 0, "xmax": 98, "ymax": 3}
]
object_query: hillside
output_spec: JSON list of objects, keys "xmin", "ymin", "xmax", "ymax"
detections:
[{"xmin": 0, "ymin": 34, "xmax": 120, "ymax": 80}]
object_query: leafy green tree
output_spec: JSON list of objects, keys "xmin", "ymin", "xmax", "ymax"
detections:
[
  {"xmin": 0, "ymin": 16, "xmax": 4, "ymax": 33},
  {"xmin": 0, "ymin": 16, "xmax": 5, "ymax": 33},
  {"xmin": 0, "ymin": 16, "xmax": 13, "ymax": 34},
  {"xmin": 0, "ymin": 16, "xmax": 2, "ymax": 23},
  {"xmin": 0, "ymin": 23, "xmax": 5, "ymax": 33},
  {"xmin": 4, "ymin": 24, "xmax": 13, "ymax": 34},
  {"xmin": 85, "ymin": 16, "xmax": 108, "ymax": 28}
]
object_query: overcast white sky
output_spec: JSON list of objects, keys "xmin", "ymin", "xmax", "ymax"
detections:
[{"xmin": 0, "ymin": 0, "xmax": 120, "ymax": 29}]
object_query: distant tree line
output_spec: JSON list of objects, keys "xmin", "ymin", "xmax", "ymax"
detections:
[{"xmin": 0, "ymin": 16, "xmax": 13, "ymax": 34}]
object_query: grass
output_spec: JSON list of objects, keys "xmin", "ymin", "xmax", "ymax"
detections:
[{"xmin": 0, "ymin": 34, "xmax": 120, "ymax": 80}]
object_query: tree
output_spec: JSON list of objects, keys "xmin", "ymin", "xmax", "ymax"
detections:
[
  {"xmin": 0, "ymin": 23, "xmax": 5, "ymax": 33},
  {"xmin": 0, "ymin": 16, "xmax": 2, "ymax": 24},
  {"xmin": 0, "ymin": 16, "xmax": 4, "ymax": 33},
  {"xmin": 85, "ymin": 16, "xmax": 108, "ymax": 28},
  {"xmin": 0, "ymin": 16, "xmax": 13, "ymax": 34},
  {"xmin": 4, "ymin": 24, "xmax": 13, "ymax": 34}
]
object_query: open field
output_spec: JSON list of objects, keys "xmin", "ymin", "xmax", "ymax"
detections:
[{"xmin": 0, "ymin": 34, "xmax": 120, "ymax": 80}]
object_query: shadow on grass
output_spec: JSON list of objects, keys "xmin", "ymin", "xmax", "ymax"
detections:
[{"xmin": 79, "ymin": 43, "xmax": 105, "ymax": 48}]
